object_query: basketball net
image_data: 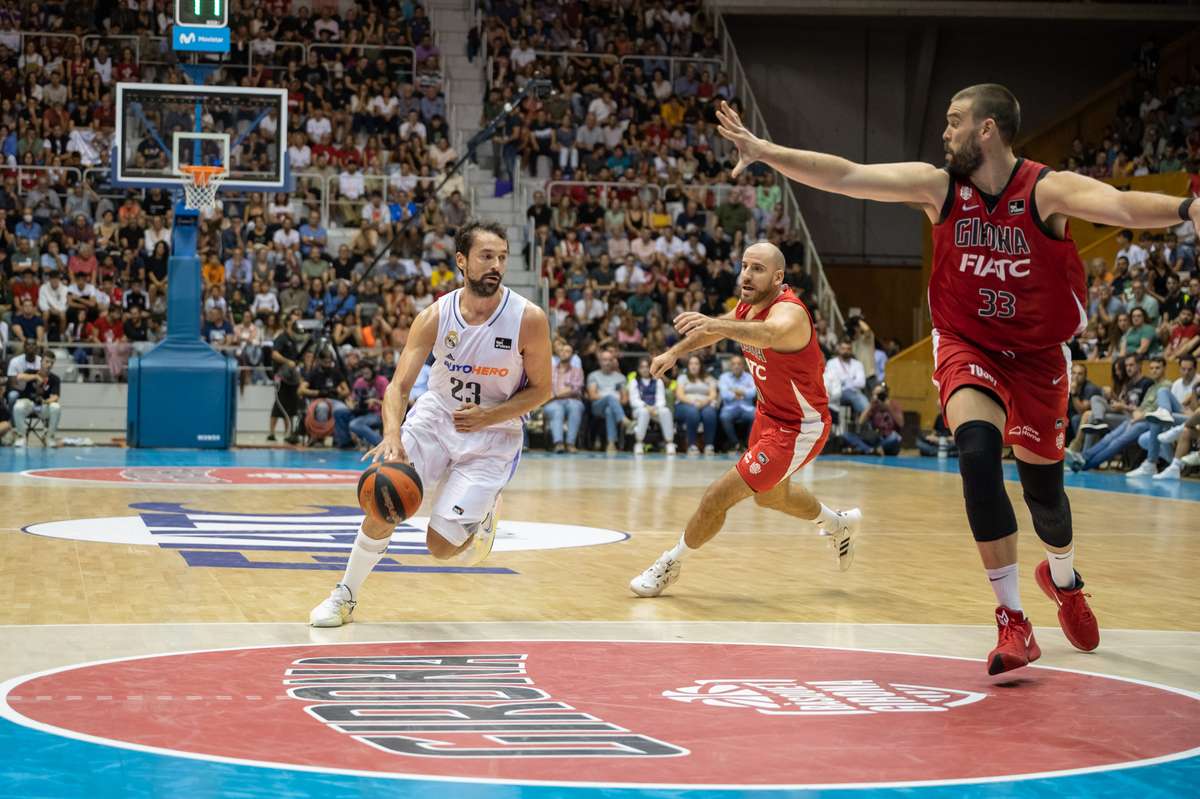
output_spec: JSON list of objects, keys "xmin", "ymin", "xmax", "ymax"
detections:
[{"xmin": 177, "ymin": 164, "xmax": 227, "ymax": 212}]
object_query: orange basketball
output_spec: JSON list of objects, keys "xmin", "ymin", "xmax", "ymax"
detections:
[{"xmin": 357, "ymin": 461, "xmax": 424, "ymax": 525}]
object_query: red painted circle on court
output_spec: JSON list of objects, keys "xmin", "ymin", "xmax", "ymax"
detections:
[
  {"xmin": 24, "ymin": 467, "xmax": 360, "ymax": 485},
  {"xmin": 5, "ymin": 641, "xmax": 1199, "ymax": 787}
]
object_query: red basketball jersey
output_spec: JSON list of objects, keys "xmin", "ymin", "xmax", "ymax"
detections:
[
  {"xmin": 930, "ymin": 159, "xmax": 1087, "ymax": 352},
  {"xmin": 734, "ymin": 287, "xmax": 830, "ymax": 426}
]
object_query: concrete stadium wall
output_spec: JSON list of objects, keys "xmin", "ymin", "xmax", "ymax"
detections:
[{"xmin": 726, "ymin": 15, "xmax": 1181, "ymax": 264}]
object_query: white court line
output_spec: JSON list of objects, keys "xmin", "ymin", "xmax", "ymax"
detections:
[{"xmin": 0, "ymin": 637, "xmax": 1197, "ymax": 793}]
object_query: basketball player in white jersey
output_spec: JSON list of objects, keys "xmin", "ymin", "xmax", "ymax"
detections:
[{"xmin": 310, "ymin": 221, "xmax": 553, "ymax": 626}]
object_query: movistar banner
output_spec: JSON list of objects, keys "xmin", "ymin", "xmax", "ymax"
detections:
[{"xmin": 172, "ymin": 25, "xmax": 230, "ymax": 53}]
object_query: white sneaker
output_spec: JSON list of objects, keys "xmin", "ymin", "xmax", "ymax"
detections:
[
  {"xmin": 13, "ymin": 437, "xmax": 26, "ymax": 448},
  {"xmin": 634, "ymin": 443, "xmax": 645, "ymax": 456},
  {"xmin": 309, "ymin": 584, "xmax": 356, "ymax": 627},
  {"xmin": 820, "ymin": 508, "xmax": 860, "ymax": 572},
  {"xmin": 1182, "ymin": 451, "xmax": 1200, "ymax": 468},
  {"xmin": 630, "ymin": 552, "xmax": 682, "ymax": 597},
  {"xmin": 48, "ymin": 436, "xmax": 59, "ymax": 448},
  {"xmin": 703, "ymin": 445, "xmax": 715, "ymax": 456},
  {"xmin": 1126, "ymin": 460, "xmax": 1157, "ymax": 478},
  {"xmin": 1147, "ymin": 407, "xmax": 1176, "ymax": 424},
  {"xmin": 687, "ymin": 445, "xmax": 700, "ymax": 456},
  {"xmin": 1158, "ymin": 424, "xmax": 1185, "ymax": 445},
  {"xmin": 1153, "ymin": 462, "xmax": 1182, "ymax": 480},
  {"xmin": 666, "ymin": 442, "xmax": 677, "ymax": 456}
]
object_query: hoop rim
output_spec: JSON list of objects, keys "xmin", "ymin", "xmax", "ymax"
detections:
[{"xmin": 177, "ymin": 164, "xmax": 229, "ymax": 188}]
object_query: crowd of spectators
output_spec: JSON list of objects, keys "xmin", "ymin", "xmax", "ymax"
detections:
[
  {"xmin": 1063, "ymin": 223, "xmax": 1200, "ymax": 478},
  {"xmin": 1057, "ymin": 42, "xmax": 1200, "ymax": 180},
  {"xmin": 0, "ymin": 0, "xmax": 487, "ymax": 445}
]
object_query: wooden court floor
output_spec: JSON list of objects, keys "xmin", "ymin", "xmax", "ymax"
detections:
[{"xmin": 0, "ymin": 449, "xmax": 1197, "ymax": 798}]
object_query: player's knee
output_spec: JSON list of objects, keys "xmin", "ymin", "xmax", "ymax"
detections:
[
  {"xmin": 362, "ymin": 516, "xmax": 395, "ymax": 540},
  {"xmin": 425, "ymin": 526, "xmax": 462, "ymax": 560},
  {"xmin": 1016, "ymin": 460, "xmax": 1072, "ymax": 548},
  {"xmin": 753, "ymin": 484, "xmax": 784, "ymax": 509},
  {"xmin": 954, "ymin": 420, "xmax": 1017, "ymax": 542}
]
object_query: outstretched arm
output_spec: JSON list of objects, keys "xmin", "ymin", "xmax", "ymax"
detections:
[
  {"xmin": 649, "ymin": 309, "xmax": 735, "ymax": 379},
  {"xmin": 716, "ymin": 101, "xmax": 948, "ymax": 210},
  {"xmin": 675, "ymin": 302, "xmax": 812, "ymax": 353},
  {"xmin": 1035, "ymin": 170, "xmax": 1197, "ymax": 230}
]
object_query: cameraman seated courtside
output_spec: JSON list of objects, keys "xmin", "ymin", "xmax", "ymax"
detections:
[
  {"xmin": 843, "ymin": 382, "xmax": 904, "ymax": 455},
  {"xmin": 12, "ymin": 351, "xmax": 61, "ymax": 447},
  {"xmin": 298, "ymin": 348, "xmax": 351, "ymax": 447}
]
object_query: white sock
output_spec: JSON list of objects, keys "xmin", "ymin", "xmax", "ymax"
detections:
[
  {"xmin": 814, "ymin": 504, "xmax": 841, "ymax": 529},
  {"xmin": 340, "ymin": 527, "xmax": 390, "ymax": 598},
  {"xmin": 985, "ymin": 563, "xmax": 1021, "ymax": 611},
  {"xmin": 1171, "ymin": 458, "xmax": 1184, "ymax": 469},
  {"xmin": 1047, "ymin": 548, "xmax": 1076, "ymax": 590},
  {"xmin": 666, "ymin": 533, "xmax": 695, "ymax": 562}
]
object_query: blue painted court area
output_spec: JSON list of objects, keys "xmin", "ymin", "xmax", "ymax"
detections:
[{"xmin": 1, "ymin": 711, "xmax": 1196, "ymax": 799}]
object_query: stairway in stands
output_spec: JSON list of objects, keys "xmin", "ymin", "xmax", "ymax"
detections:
[{"xmin": 428, "ymin": 0, "xmax": 539, "ymax": 301}]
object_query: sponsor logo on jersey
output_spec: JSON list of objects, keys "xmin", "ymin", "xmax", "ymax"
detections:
[
  {"xmin": 959, "ymin": 185, "xmax": 972, "ymax": 201},
  {"xmin": 748, "ymin": 462, "xmax": 762, "ymax": 475},
  {"xmin": 494, "ymin": 336, "xmax": 512, "ymax": 350},
  {"xmin": 953, "ymin": 218, "xmax": 1031, "ymax": 256},
  {"xmin": 1008, "ymin": 198, "xmax": 1026, "ymax": 215},
  {"xmin": 1007, "ymin": 424, "xmax": 1042, "ymax": 443},
  {"xmin": 443, "ymin": 362, "xmax": 511, "ymax": 377},
  {"xmin": 21, "ymin": 504, "xmax": 627, "ymax": 572},
  {"xmin": 958, "ymin": 253, "xmax": 1031, "ymax": 281},
  {"xmin": 967, "ymin": 363, "xmax": 997, "ymax": 386},
  {"xmin": 445, "ymin": 330, "xmax": 459, "ymax": 349},
  {"xmin": 1056, "ymin": 431, "xmax": 1066, "ymax": 450},
  {"xmin": 662, "ymin": 679, "xmax": 986, "ymax": 716},
  {"xmin": 757, "ymin": 452, "xmax": 769, "ymax": 465},
  {"xmin": 1055, "ymin": 418, "xmax": 1065, "ymax": 429}
]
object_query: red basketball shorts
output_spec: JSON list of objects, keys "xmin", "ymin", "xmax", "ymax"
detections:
[
  {"xmin": 931, "ymin": 328, "xmax": 1071, "ymax": 461},
  {"xmin": 736, "ymin": 411, "xmax": 830, "ymax": 493}
]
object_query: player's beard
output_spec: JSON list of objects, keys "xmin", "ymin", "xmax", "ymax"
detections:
[
  {"xmin": 466, "ymin": 271, "xmax": 503, "ymax": 297},
  {"xmin": 945, "ymin": 132, "xmax": 984, "ymax": 180},
  {"xmin": 740, "ymin": 282, "xmax": 774, "ymax": 306}
]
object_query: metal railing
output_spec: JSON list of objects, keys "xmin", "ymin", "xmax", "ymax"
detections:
[
  {"xmin": 618, "ymin": 55, "xmax": 723, "ymax": 86},
  {"xmin": 11, "ymin": 165, "xmax": 84, "ymax": 194},
  {"xmin": 708, "ymin": 2, "xmax": 843, "ymax": 334}
]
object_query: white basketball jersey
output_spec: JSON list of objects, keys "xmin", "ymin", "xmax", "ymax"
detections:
[{"xmin": 426, "ymin": 287, "xmax": 528, "ymax": 432}]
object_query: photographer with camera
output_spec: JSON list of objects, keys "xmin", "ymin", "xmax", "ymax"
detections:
[
  {"xmin": 843, "ymin": 382, "xmax": 904, "ymax": 456},
  {"xmin": 845, "ymin": 314, "xmax": 879, "ymax": 390}
]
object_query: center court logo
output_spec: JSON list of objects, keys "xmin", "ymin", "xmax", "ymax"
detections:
[
  {"xmin": 4, "ymin": 641, "xmax": 1197, "ymax": 788},
  {"xmin": 22, "ymin": 503, "xmax": 627, "ymax": 573},
  {"xmin": 663, "ymin": 679, "xmax": 986, "ymax": 716}
]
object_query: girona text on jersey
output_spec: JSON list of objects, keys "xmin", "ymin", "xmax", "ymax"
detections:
[{"xmin": 929, "ymin": 159, "xmax": 1087, "ymax": 352}]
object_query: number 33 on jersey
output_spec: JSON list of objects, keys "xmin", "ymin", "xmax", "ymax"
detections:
[{"xmin": 930, "ymin": 159, "xmax": 1087, "ymax": 351}]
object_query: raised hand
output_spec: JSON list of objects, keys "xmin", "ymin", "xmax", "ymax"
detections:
[{"xmin": 716, "ymin": 100, "xmax": 766, "ymax": 179}]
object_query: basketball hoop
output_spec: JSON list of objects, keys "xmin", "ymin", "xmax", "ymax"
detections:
[{"xmin": 177, "ymin": 164, "xmax": 227, "ymax": 211}]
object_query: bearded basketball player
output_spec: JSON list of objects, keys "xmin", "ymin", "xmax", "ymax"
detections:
[
  {"xmin": 630, "ymin": 241, "xmax": 862, "ymax": 598},
  {"xmin": 311, "ymin": 221, "xmax": 553, "ymax": 627},
  {"xmin": 717, "ymin": 86, "xmax": 1200, "ymax": 674}
]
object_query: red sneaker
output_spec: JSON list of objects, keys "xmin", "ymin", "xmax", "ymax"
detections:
[
  {"xmin": 1035, "ymin": 560, "xmax": 1100, "ymax": 652},
  {"xmin": 987, "ymin": 606, "xmax": 1041, "ymax": 676}
]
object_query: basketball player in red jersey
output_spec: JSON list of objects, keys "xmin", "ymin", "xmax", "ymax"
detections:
[
  {"xmin": 717, "ymin": 86, "xmax": 1200, "ymax": 674},
  {"xmin": 630, "ymin": 241, "xmax": 862, "ymax": 598}
]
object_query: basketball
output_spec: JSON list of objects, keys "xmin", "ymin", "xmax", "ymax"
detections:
[{"xmin": 357, "ymin": 461, "xmax": 424, "ymax": 525}]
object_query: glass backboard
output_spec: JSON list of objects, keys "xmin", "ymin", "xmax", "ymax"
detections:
[{"xmin": 113, "ymin": 82, "xmax": 290, "ymax": 192}]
